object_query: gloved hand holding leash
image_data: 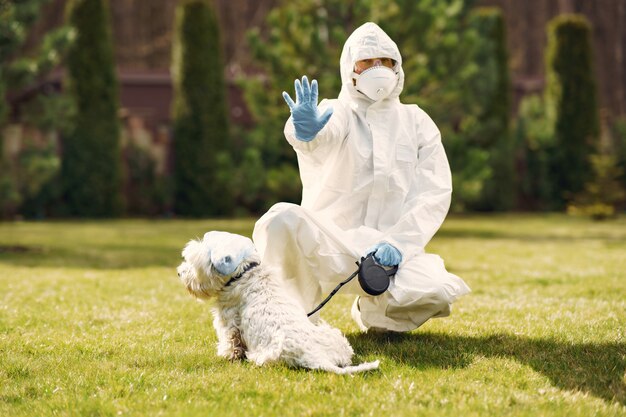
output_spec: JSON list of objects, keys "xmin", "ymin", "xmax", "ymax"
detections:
[
  {"xmin": 366, "ymin": 242, "xmax": 402, "ymax": 266},
  {"xmin": 307, "ymin": 240, "xmax": 402, "ymax": 317}
]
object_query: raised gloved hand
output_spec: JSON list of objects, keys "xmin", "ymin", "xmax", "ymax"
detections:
[
  {"xmin": 282, "ymin": 75, "xmax": 333, "ymax": 142},
  {"xmin": 365, "ymin": 242, "xmax": 402, "ymax": 267}
]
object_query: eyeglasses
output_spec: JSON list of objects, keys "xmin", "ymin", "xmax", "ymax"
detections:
[{"xmin": 354, "ymin": 57, "xmax": 396, "ymax": 74}]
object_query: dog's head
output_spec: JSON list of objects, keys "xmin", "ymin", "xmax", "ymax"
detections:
[{"xmin": 177, "ymin": 231, "xmax": 259, "ymax": 299}]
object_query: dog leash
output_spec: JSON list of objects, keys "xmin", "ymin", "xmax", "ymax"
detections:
[
  {"xmin": 307, "ymin": 254, "xmax": 398, "ymax": 317},
  {"xmin": 220, "ymin": 257, "xmax": 396, "ymax": 317},
  {"xmin": 307, "ymin": 265, "xmax": 360, "ymax": 317}
]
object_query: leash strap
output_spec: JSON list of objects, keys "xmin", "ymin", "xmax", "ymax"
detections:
[{"xmin": 307, "ymin": 261, "xmax": 360, "ymax": 317}]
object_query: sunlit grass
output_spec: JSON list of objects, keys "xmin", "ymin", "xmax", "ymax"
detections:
[{"xmin": 1, "ymin": 214, "xmax": 625, "ymax": 416}]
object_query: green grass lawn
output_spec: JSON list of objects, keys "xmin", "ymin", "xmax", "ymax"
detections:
[{"xmin": 1, "ymin": 214, "xmax": 625, "ymax": 416}]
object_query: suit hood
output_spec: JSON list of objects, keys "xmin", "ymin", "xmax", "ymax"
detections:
[{"xmin": 338, "ymin": 22, "xmax": 405, "ymax": 105}]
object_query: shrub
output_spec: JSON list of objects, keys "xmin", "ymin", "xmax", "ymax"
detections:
[
  {"xmin": 567, "ymin": 155, "xmax": 625, "ymax": 220},
  {"xmin": 265, "ymin": 164, "xmax": 302, "ymax": 210},
  {"xmin": 0, "ymin": 138, "xmax": 61, "ymax": 219},
  {"xmin": 612, "ymin": 117, "xmax": 626, "ymax": 193},
  {"xmin": 545, "ymin": 14, "xmax": 600, "ymax": 206},
  {"xmin": 0, "ymin": 162, "xmax": 21, "ymax": 218},
  {"xmin": 512, "ymin": 95, "xmax": 557, "ymax": 210},
  {"xmin": 123, "ymin": 144, "xmax": 160, "ymax": 216},
  {"xmin": 61, "ymin": 0, "xmax": 123, "ymax": 217},
  {"xmin": 232, "ymin": 148, "xmax": 266, "ymax": 215},
  {"xmin": 171, "ymin": 0, "xmax": 233, "ymax": 216},
  {"xmin": 468, "ymin": 7, "xmax": 514, "ymax": 211}
]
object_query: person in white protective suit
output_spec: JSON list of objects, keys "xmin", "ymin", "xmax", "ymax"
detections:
[{"xmin": 252, "ymin": 22, "xmax": 470, "ymax": 332}]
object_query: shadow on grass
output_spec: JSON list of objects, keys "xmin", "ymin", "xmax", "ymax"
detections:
[
  {"xmin": 0, "ymin": 244, "xmax": 181, "ymax": 269},
  {"xmin": 348, "ymin": 332, "xmax": 626, "ymax": 406}
]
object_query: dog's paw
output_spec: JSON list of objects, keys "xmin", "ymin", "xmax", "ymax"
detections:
[
  {"xmin": 229, "ymin": 345, "xmax": 246, "ymax": 361},
  {"xmin": 217, "ymin": 345, "xmax": 246, "ymax": 362},
  {"xmin": 217, "ymin": 342, "xmax": 246, "ymax": 361},
  {"xmin": 217, "ymin": 329, "xmax": 247, "ymax": 361}
]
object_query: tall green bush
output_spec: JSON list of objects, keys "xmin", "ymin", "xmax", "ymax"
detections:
[
  {"xmin": 469, "ymin": 7, "xmax": 514, "ymax": 211},
  {"xmin": 61, "ymin": 0, "xmax": 123, "ymax": 216},
  {"xmin": 545, "ymin": 14, "xmax": 600, "ymax": 205},
  {"xmin": 171, "ymin": 0, "xmax": 232, "ymax": 217}
]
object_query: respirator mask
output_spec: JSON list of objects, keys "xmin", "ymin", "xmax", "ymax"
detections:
[
  {"xmin": 353, "ymin": 66, "xmax": 399, "ymax": 102},
  {"xmin": 307, "ymin": 252, "xmax": 398, "ymax": 317}
]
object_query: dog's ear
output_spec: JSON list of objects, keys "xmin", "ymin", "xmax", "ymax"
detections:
[
  {"xmin": 209, "ymin": 234, "xmax": 255, "ymax": 276},
  {"xmin": 182, "ymin": 239, "xmax": 204, "ymax": 264},
  {"xmin": 212, "ymin": 253, "xmax": 237, "ymax": 276}
]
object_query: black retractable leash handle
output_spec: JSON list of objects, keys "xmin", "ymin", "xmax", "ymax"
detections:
[{"xmin": 307, "ymin": 253, "xmax": 398, "ymax": 317}]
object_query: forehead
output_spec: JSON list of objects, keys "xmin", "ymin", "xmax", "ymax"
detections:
[{"xmin": 356, "ymin": 57, "xmax": 393, "ymax": 61}]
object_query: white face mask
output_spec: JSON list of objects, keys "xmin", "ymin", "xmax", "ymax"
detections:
[{"xmin": 353, "ymin": 66, "xmax": 398, "ymax": 101}]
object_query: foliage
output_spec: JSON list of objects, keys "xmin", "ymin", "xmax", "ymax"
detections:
[
  {"xmin": 512, "ymin": 95, "xmax": 557, "ymax": 210},
  {"xmin": 567, "ymin": 154, "xmax": 626, "ymax": 220},
  {"xmin": 545, "ymin": 14, "xmax": 600, "ymax": 206},
  {"xmin": 1, "ymin": 215, "xmax": 625, "ymax": 415},
  {"xmin": 123, "ymin": 144, "xmax": 171, "ymax": 216},
  {"xmin": 0, "ymin": 0, "xmax": 74, "ymax": 132},
  {"xmin": 512, "ymin": 14, "xmax": 605, "ymax": 214},
  {"xmin": 171, "ymin": 0, "xmax": 233, "ymax": 217},
  {"xmin": 239, "ymin": 0, "xmax": 515, "ymax": 212},
  {"xmin": 446, "ymin": 138, "xmax": 491, "ymax": 211},
  {"xmin": 468, "ymin": 7, "xmax": 513, "ymax": 211},
  {"xmin": 612, "ymin": 117, "xmax": 626, "ymax": 191},
  {"xmin": 0, "ymin": 0, "xmax": 74, "ymax": 218},
  {"xmin": 230, "ymin": 147, "xmax": 267, "ymax": 215},
  {"xmin": 20, "ymin": 92, "xmax": 76, "ymax": 135},
  {"xmin": 0, "ymin": 138, "xmax": 60, "ymax": 219},
  {"xmin": 0, "ymin": 161, "xmax": 21, "ymax": 218},
  {"xmin": 265, "ymin": 163, "xmax": 302, "ymax": 207},
  {"xmin": 467, "ymin": 8, "xmax": 510, "ymax": 147},
  {"xmin": 61, "ymin": 0, "xmax": 123, "ymax": 217},
  {"xmin": 15, "ymin": 94, "xmax": 74, "ymax": 218},
  {"xmin": 0, "ymin": 70, "xmax": 6, "ymax": 138},
  {"xmin": 15, "ymin": 143, "xmax": 60, "ymax": 208}
]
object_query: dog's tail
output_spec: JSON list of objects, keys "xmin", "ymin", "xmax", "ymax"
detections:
[{"xmin": 323, "ymin": 360, "xmax": 380, "ymax": 375}]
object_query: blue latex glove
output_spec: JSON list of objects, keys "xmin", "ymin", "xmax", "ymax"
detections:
[
  {"xmin": 366, "ymin": 242, "xmax": 402, "ymax": 267},
  {"xmin": 282, "ymin": 75, "xmax": 333, "ymax": 142}
]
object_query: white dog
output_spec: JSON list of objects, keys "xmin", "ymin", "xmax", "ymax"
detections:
[{"xmin": 177, "ymin": 231, "xmax": 379, "ymax": 374}]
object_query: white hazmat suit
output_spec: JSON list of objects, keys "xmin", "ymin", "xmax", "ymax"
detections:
[{"xmin": 253, "ymin": 22, "xmax": 470, "ymax": 332}]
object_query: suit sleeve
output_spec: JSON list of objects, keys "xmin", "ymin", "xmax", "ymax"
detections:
[
  {"xmin": 283, "ymin": 99, "xmax": 348, "ymax": 163},
  {"xmin": 382, "ymin": 108, "xmax": 452, "ymax": 261}
]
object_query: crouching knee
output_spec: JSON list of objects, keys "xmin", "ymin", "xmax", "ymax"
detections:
[
  {"xmin": 263, "ymin": 203, "xmax": 305, "ymax": 238},
  {"xmin": 425, "ymin": 286, "xmax": 453, "ymax": 318}
]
